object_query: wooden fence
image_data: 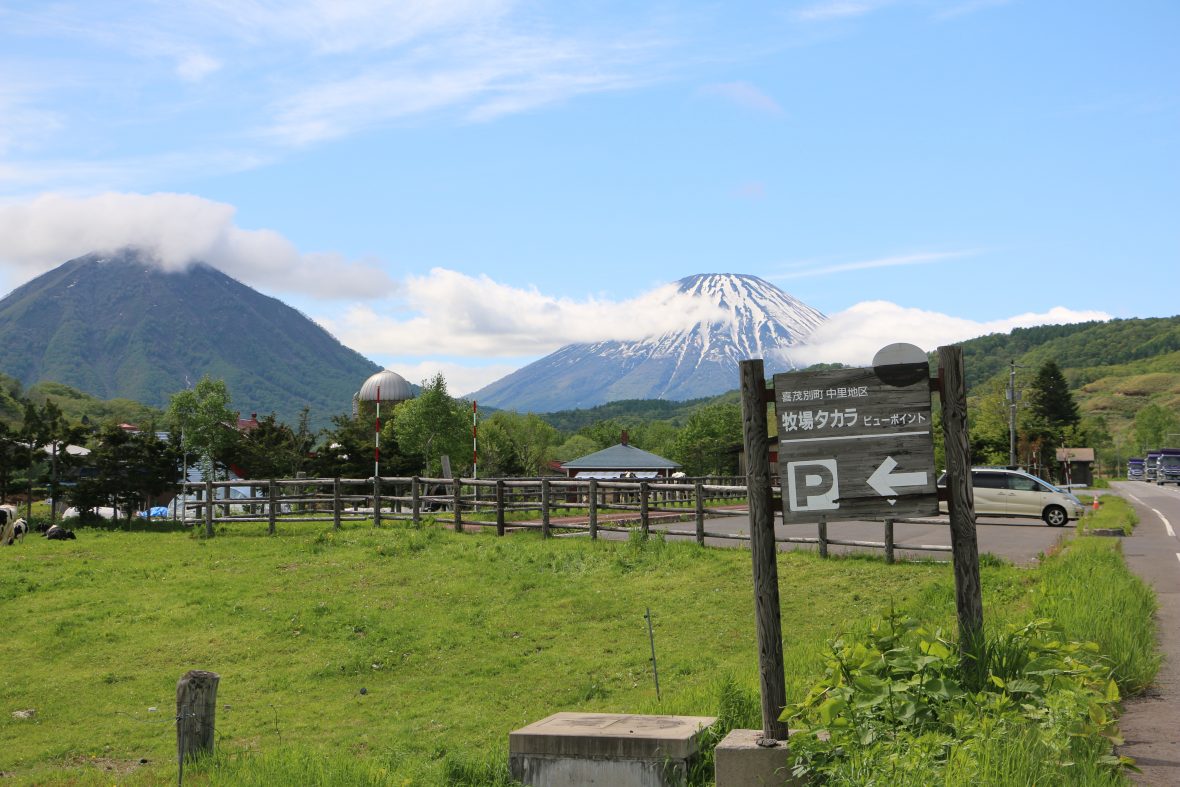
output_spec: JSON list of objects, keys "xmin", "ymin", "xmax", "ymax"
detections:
[{"xmin": 176, "ymin": 474, "xmax": 950, "ymax": 562}]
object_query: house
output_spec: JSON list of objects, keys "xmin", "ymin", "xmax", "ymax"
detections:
[
  {"xmin": 560, "ymin": 431, "xmax": 681, "ymax": 480},
  {"xmin": 1055, "ymin": 447, "xmax": 1095, "ymax": 487}
]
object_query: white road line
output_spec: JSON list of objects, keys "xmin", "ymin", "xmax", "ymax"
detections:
[
  {"xmin": 1153, "ymin": 508, "xmax": 1176, "ymax": 538},
  {"xmin": 1127, "ymin": 492, "xmax": 1145, "ymax": 506},
  {"xmin": 1176, "ymin": 553, "xmax": 1180, "ymax": 565}
]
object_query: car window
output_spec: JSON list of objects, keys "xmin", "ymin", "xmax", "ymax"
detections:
[
  {"xmin": 972, "ymin": 471, "xmax": 1007, "ymax": 489},
  {"xmin": 1007, "ymin": 475, "xmax": 1040, "ymax": 492}
]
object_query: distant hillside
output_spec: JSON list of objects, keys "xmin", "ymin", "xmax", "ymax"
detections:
[
  {"xmin": 0, "ymin": 250, "xmax": 381, "ymax": 429},
  {"xmin": 538, "ymin": 396, "xmax": 724, "ymax": 433},
  {"xmin": 956, "ymin": 316, "xmax": 1180, "ymax": 451},
  {"xmin": 960, "ymin": 317, "xmax": 1180, "ymax": 390}
]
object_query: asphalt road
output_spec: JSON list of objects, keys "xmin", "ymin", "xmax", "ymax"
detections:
[
  {"xmin": 1108, "ymin": 481, "xmax": 1180, "ymax": 785},
  {"xmin": 645, "ymin": 508, "xmax": 1070, "ymax": 566}
]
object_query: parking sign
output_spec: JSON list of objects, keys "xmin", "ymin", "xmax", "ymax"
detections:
[{"xmin": 773, "ymin": 347, "xmax": 938, "ymax": 523}]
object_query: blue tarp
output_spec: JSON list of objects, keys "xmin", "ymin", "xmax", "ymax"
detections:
[{"xmin": 137, "ymin": 506, "xmax": 170, "ymax": 518}]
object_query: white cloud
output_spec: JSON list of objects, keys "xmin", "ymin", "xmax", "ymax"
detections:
[
  {"xmin": 795, "ymin": 1, "xmax": 894, "ymax": 22},
  {"xmin": 790, "ymin": 300, "xmax": 1111, "ymax": 367},
  {"xmin": 265, "ymin": 32, "xmax": 650, "ymax": 146},
  {"xmin": 773, "ymin": 250, "xmax": 977, "ymax": 279},
  {"xmin": 318, "ymin": 268, "xmax": 731, "ymax": 358},
  {"xmin": 700, "ymin": 81, "xmax": 785, "ymax": 116},
  {"xmin": 0, "ymin": 81, "xmax": 65, "ymax": 157},
  {"xmin": 377, "ymin": 359, "xmax": 522, "ymax": 398},
  {"xmin": 176, "ymin": 51, "xmax": 222, "ymax": 81},
  {"xmin": 0, "ymin": 192, "xmax": 395, "ymax": 299},
  {"xmin": 185, "ymin": 0, "xmax": 512, "ymax": 54}
]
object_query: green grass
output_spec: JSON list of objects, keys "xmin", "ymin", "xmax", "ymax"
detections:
[
  {"xmin": 0, "ymin": 518, "xmax": 1155, "ymax": 785},
  {"xmin": 1034, "ymin": 536, "xmax": 1159, "ymax": 693},
  {"xmin": 1078, "ymin": 494, "xmax": 1139, "ymax": 535}
]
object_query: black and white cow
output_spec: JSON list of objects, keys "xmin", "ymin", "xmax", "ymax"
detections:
[{"xmin": 44, "ymin": 524, "xmax": 76, "ymax": 541}]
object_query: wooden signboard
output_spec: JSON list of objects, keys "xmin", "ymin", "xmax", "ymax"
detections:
[{"xmin": 773, "ymin": 351, "xmax": 937, "ymax": 523}]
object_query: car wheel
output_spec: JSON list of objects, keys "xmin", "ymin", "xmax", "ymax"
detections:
[{"xmin": 1043, "ymin": 505, "xmax": 1067, "ymax": 527}]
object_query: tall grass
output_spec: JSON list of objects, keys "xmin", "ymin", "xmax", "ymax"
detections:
[{"xmin": 1034, "ymin": 536, "xmax": 1159, "ymax": 692}]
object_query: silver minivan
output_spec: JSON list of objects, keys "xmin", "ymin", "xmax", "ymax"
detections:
[{"xmin": 938, "ymin": 467, "xmax": 1085, "ymax": 526}]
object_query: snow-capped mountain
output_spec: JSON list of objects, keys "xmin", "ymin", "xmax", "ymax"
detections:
[{"xmin": 471, "ymin": 273, "xmax": 826, "ymax": 412}]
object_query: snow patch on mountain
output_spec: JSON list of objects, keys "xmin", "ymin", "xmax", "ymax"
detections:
[{"xmin": 471, "ymin": 273, "xmax": 827, "ymax": 412}]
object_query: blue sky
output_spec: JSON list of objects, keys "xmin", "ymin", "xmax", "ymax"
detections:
[{"xmin": 0, "ymin": 1, "xmax": 1176, "ymax": 395}]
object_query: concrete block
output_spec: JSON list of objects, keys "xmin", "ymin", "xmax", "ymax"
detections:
[
  {"xmin": 509, "ymin": 711, "xmax": 716, "ymax": 787},
  {"xmin": 714, "ymin": 729, "xmax": 803, "ymax": 786}
]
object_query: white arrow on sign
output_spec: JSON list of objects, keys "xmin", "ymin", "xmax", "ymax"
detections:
[{"xmin": 867, "ymin": 456, "xmax": 928, "ymax": 498}]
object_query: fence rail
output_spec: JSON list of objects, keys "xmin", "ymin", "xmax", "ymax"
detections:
[{"xmin": 172, "ymin": 474, "xmax": 950, "ymax": 562}]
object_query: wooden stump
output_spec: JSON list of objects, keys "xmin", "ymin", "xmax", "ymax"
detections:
[{"xmin": 176, "ymin": 670, "xmax": 220, "ymax": 762}]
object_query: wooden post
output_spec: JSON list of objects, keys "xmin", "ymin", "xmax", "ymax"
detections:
[
  {"xmin": 817, "ymin": 516, "xmax": 828, "ymax": 558},
  {"xmin": 884, "ymin": 518, "xmax": 895, "ymax": 564},
  {"xmin": 639, "ymin": 481, "xmax": 650, "ymax": 539},
  {"xmin": 739, "ymin": 358, "xmax": 789, "ymax": 742},
  {"xmin": 411, "ymin": 477, "xmax": 421, "ymax": 526},
  {"xmin": 453, "ymin": 478, "xmax": 463, "ymax": 532},
  {"xmin": 333, "ymin": 478, "xmax": 342, "ymax": 530},
  {"xmin": 373, "ymin": 476, "xmax": 382, "ymax": 528},
  {"xmin": 267, "ymin": 480, "xmax": 276, "ymax": 535},
  {"xmin": 176, "ymin": 670, "xmax": 219, "ymax": 763},
  {"xmin": 938, "ymin": 344, "xmax": 985, "ymax": 657},
  {"xmin": 588, "ymin": 479, "xmax": 598, "ymax": 540},
  {"xmin": 204, "ymin": 478, "xmax": 214, "ymax": 539},
  {"xmin": 495, "ymin": 479, "xmax": 506, "ymax": 536},
  {"xmin": 541, "ymin": 479, "xmax": 551, "ymax": 538},
  {"xmin": 694, "ymin": 481, "xmax": 705, "ymax": 546}
]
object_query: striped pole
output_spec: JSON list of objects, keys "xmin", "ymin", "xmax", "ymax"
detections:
[{"xmin": 374, "ymin": 385, "xmax": 381, "ymax": 479}]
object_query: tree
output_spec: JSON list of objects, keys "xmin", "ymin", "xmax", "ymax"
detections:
[
  {"xmin": 0, "ymin": 421, "xmax": 22, "ymax": 501},
  {"xmin": 577, "ymin": 420, "xmax": 628, "ymax": 451},
  {"xmin": 166, "ymin": 376, "xmax": 238, "ymax": 480},
  {"xmin": 967, "ymin": 378, "xmax": 1011, "ymax": 465},
  {"xmin": 233, "ymin": 412, "xmax": 315, "ymax": 479},
  {"xmin": 1023, "ymin": 360, "xmax": 1081, "ymax": 472},
  {"xmin": 670, "ymin": 402, "xmax": 742, "ymax": 476},
  {"xmin": 392, "ymin": 374, "xmax": 469, "ymax": 476},
  {"xmin": 478, "ymin": 412, "xmax": 559, "ymax": 477},
  {"xmin": 69, "ymin": 425, "xmax": 179, "ymax": 525},
  {"xmin": 1028, "ymin": 360, "xmax": 1080, "ymax": 430},
  {"xmin": 1134, "ymin": 403, "xmax": 1180, "ymax": 450}
]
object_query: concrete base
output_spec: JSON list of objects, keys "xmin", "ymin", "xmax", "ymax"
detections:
[
  {"xmin": 509, "ymin": 712, "xmax": 716, "ymax": 787},
  {"xmin": 714, "ymin": 729, "xmax": 802, "ymax": 786}
]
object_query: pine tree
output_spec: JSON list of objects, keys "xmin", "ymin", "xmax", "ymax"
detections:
[{"xmin": 1029, "ymin": 360, "xmax": 1079, "ymax": 429}]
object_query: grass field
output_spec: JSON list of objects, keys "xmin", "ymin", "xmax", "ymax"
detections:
[{"xmin": 0, "ymin": 510, "xmax": 1152, "ymax": 785}]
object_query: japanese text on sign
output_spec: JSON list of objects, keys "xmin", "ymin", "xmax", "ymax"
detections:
[
  {"xmin": 780, "ymin": 410, "xmax": 928, "ymax": 433},
  {"xmin": 780, "ymin": 386, "xmax": 870, "ymax": 403}
]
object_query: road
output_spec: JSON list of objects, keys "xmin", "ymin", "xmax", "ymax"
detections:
[
  {"xmin": 653, "ymin": 510, "xmax": 1068, "ymax": 565},
  {"xmin": 1108, "ymin": 481, "xmax": 1180, "ymax": 785}
]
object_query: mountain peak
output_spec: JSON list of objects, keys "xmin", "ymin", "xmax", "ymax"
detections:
[
  {"xmin": 472, "ymin": 273, "xmax": 826, "ymax": 412},
  {"xmin": 0, "ymin": 252, "xmax": 379, "ymax": 427}
]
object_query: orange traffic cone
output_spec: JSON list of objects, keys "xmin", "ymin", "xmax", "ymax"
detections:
[{"xmin": 1092, "ymin": 495, "xmax": 1100, "ymax": 511}]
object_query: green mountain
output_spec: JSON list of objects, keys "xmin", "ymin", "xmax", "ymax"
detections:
[
  {"xmin": 0, "ymin": 249, "xmax": 380, "ymax": 429},
  {"xmin": 956, "ymin": 316, "xmax": 1180, "ymax": 449}
]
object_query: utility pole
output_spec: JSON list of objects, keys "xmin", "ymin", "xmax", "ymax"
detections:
[{"xmin": 1007, "ymin": 361, "xmax": 1023, "ymax": 468}]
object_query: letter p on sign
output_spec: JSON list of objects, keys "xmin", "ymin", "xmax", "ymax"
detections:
[{"xmin": 787, "ymin": 459, "xmax": 840, "ymax": 512}]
